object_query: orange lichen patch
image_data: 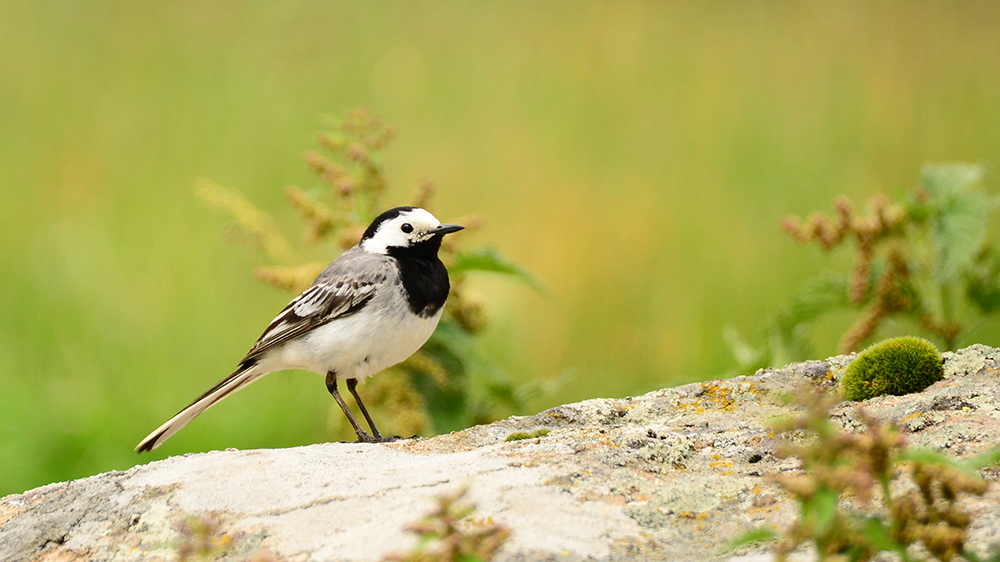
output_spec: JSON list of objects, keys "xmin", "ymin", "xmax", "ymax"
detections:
[
  {"xmin": 676, "ymin": 380, "xmax": 769, "ymax": 414},
  {"xmin": 701, "ymin": 383, "xmax": 738, "ymax": 411},
  {"xmin": 589, "ymin": 437, "xmax": 620, "ymax": 448},
  {"xmin": 678, "ymin": 511, "xmax": 710, "ymax": 521},
  {"xmin": 675, "ymin": 382, "xmax": 743, "ymax": 414},
  {"xmin": 709, "ymin": 454, "xmax": 735, "ymax": 470}
]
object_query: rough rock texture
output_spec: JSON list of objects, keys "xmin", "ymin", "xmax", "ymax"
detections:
[{"xmin": 3, "ymin": 345, "xmax": 1000, "ymax": 562}]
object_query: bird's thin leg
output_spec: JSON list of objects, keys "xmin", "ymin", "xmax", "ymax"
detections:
[
  {"xmin": 326, "ymin": 372, "xmax": 378, "ymax": 443},
  {"xmin": 346, "ymin": 378, "xmax": 393, "ymax": 441}
]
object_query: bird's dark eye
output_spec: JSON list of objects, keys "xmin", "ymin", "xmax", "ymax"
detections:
[{"xmin": 400, "ymin": 223, "xmax": 413, "ymax": 234}]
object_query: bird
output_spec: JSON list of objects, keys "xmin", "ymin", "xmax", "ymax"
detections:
[{"xmin": 136, "ymin": 206, "xmax": 464, "ymax": 452}]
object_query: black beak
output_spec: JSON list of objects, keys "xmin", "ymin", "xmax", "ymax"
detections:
[{"xmin": 432, "ymin": 224, "xmax": 465, "ymax": 236}]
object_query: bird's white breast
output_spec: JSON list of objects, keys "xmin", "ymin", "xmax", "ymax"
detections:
[{"xmin": 255, "ymin": 283, "xmax": 443, "ymax": 381}]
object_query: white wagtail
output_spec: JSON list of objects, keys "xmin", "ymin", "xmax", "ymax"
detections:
[{"xmin": 136, "ymin": 206, "xmax": 464, "ymax": 452}]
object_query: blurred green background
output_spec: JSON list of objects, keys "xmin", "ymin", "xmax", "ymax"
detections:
[{"xmin": 2, "ymin": 1, "xmax": 999, "ymax": 496}]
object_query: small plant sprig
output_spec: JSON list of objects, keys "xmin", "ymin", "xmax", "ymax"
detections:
[
  {"xmin": 196, "ymin": 107, "xmax": 542, "ymax": 439},
  {"xmin": 728, "ymin": 163, "xmax": 999, "ymax": 373},
  {"xmin": 782, "ymin": 164, "xmax": 994, "ymax": 353},
  {"xmin": 173, "ymin": 512, "xmax": 276, "ymax": 562},
  {"xmin": 174, "ymin": 512, "xmax": 235, "ymax": 562},
  {"xmin": 730, "ymin": 390, "xmax": 1000, "ymax": 562},
  {"xmin": 382, "ymin": 485, "xmax": 511, "ymax": 562}
]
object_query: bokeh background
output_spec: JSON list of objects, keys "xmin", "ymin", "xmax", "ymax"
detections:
[{"xmin": 3, "ymin": 1, "xmax": 999, "ymax": 496}]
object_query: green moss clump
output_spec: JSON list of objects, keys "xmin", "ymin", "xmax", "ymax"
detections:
[
  {"xmin": 841, "ymin": 336, "xmax": 943, "ymax": 401},
  {"xmin": 504, "ymin": 429, "xmax": 550, "ymax": 442}
]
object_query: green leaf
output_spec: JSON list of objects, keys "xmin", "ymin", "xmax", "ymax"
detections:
[
  {"xmin": 861, "ymin": 516, "xmax": 904, "ymax": 554},
  {"xmin": 965, "ymin": 247, "xmax": 1000, "ymax": 313},
  {"xmin": 967, "ymin": 276, "xmax": 1000, "ymax": 313},
  {"xmin": 725, "ymin": 271, "xmax": 851, "ymax": 373},
  {"xmin": 896, "ymin": 448, "xmax": 977, "ymax": 474},
  {"xmin": 921, "ymin": 163, "xmax": 984, "ymax": 199},
  {"xmin": 959, "ymin": 548, "xmax": 1000, "ymax": 562},
  {"xmin": 723, "ymin": 325, "xmax": 767, "ymax": 372},
  {"xmin": 920, "ymin": 163, "xmax": 990, "ymax": 283},
  {"xmin": 432, "ymin": 320, "xmax": 519, "ymax": 403},
  {"xmin": 767, "ymin": 271, "xmax": 851, "ymax": 364},
  {"xmin": 936, "ymin": 194, "xmax": 988, "ymax": 283},
  {"xmin": 802, "ymin": 488, "xmax": 841, "ymax": 537},
  {"xmin": 414, "ymin": 319, "xmax": 522, "ymax": 432},
  {"xmin": 967, "ymin": 446, "xmax": 1000, "ymax": 470},
  {"xmin": 775, "ymin": 272, "xmax": 851, "ymax": 332},
  {"xmin": 451, "ymin": 246, "xmax": 550, "ymax": 296},
  {"xmin": 721, "ymin": 527, "xmax": 779, "ymax": 552}
]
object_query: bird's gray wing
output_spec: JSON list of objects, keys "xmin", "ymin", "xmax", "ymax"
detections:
[{"xmin": 240, "ymin": 262, "xmax": 389, "ymax": 364}]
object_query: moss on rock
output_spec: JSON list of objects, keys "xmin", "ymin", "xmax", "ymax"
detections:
[
  {"xmin": 842, "ymin": 336, "xmax": 943, "ymax": 401},
  {"xmin": 504, "ymin": 429, "xmax": 550, "ymax": 442}
]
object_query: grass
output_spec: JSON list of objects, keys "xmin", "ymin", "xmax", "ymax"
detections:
[{"xmin": 2, "ymin": 1, "xmax": 1000, "ymax": 496}]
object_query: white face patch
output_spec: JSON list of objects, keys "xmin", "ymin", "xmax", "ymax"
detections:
[{"xmin": 360, "ymin": 208, "xmax": 443, "ymax": 255}]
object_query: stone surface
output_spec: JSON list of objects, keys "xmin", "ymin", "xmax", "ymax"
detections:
[{"xmin": 3, "ymin": 345, "xmax": 1000, "ymax": 562}]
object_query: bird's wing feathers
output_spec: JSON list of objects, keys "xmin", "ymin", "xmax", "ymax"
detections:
[{"xmin": 240, "ymin": 265, "xmax": 388, "ymax": 363}]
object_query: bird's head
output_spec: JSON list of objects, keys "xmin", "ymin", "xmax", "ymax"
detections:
[{"xmin": 359, "ymin": 207, "xmax": 464, "ymax": 255}]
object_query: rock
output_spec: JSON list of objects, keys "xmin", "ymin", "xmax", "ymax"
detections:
[{"xmin": 3, "ymin": 345, "xmax": 1000, "ymax": 562}]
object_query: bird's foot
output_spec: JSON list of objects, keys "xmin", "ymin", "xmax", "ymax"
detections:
[{"xmin": 354, "ymin": 431, "xmax": 399, "ymax": 444}]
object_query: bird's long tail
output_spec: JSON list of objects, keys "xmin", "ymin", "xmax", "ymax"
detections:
[{"xmin": 135, "ymin": 362, "xmax": 266, "ymax": 453}]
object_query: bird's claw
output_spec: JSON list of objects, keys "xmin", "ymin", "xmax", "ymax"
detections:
[{"xmin": 354, "ymin": 432, "xmax": 399, "ymax": 444}]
